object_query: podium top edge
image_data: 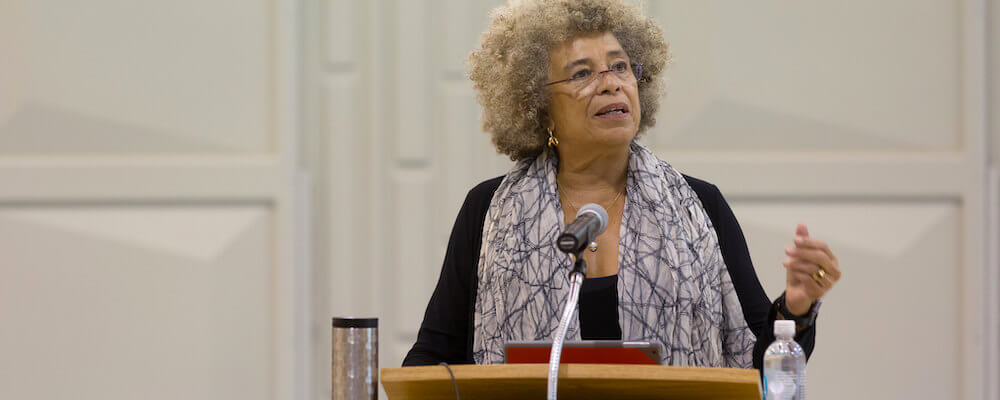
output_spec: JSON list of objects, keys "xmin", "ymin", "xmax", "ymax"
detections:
[{"xmin": 381, "ymin": 363, "xmax": 759, "ymax": 384}]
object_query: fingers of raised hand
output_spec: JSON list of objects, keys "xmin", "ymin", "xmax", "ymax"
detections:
[
  {"xmin": 793, "ymin": 236, "xmax": 837, "ymax": 261},
  {"xmin": 782, "ymin": 258, "xmax": 829, "ymax": 287},
  {"xmin": 796, "ymin": 223, "xmax": 810, "ymax": 238},
  {"xmin": 789, "ymin": 270, "xmax": 830, "ymax": 297},
  {"xmin": 783, "ymin": 257, "xmax": 820, "ymax": 274},
  {"xmin": 784, "ymin": 246, "xmax": 841, "ymax": 281}
]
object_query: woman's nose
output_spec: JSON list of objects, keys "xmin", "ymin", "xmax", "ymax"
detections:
[{"xmin": 595, "ymin": 71, "xmax": 624, "ymax": 94}]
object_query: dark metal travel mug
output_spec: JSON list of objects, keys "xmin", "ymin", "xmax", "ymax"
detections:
[{"xmin": 332, "ymin": 317, "xmax": 378, "ymax": 400}]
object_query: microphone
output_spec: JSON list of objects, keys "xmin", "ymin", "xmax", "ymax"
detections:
[
  {"xmin": 556, "ymin": 203, "xmax": 609, "ymax": 254},
  {"xmin": 548, "ymin": 203, "xmax": 608, "ymax": 400}
]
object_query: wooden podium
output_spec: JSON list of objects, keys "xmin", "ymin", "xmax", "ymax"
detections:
[{"xmin": 381, "ymin": 364, "xmax": 761, "ymax": 399}]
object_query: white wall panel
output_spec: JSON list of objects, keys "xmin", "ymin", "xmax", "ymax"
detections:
[
  {"xmin": 649, "ymin": 1, "xmax": 961, "ymax": 151},
  {"xmin": 311, "ymin": 1, "xmax": 368, "ymax": 399},
  {"xmin": 990, "ymin": 0, "xmax": 996, "ymax": 163},
  {"xmin": 394, "ymin": 1, "xmax": 431, "ymax": 163},
  {"xmin": 0, "ymin": 206, "xmax": 273, "ymax": 400},
  {"xmin": 658, "ymin": 151, "xmax": 967, "ymax": 198},
  {"xmin": 440, "ymin": 0, "xmax": 477, "ymax": 76},
  {"xmin": 0, "ymin": 0, "xmax": 274, "ymax": 154},
  {"xmin": 325, "ymin": 76, "xmax": 363, "ymax": 316},
  {"xmin": 988, "ymin": 2, "xmax": 1000, "ymax": 398},
  {"xmin": 988, "ymin": 169, "xmax": 1000, "ymax": 400},
  {"xmin": 730, "ymin": 200, "xmax": 961, "ymax": 400},
  {"xmin": 326, "ymin": 0, "xmax": 355, "ymax": 68},
  {"xmin": 393, "ymin": 171, "xmax": 435, "ymax": 334},
  {"xmin": 439, "ymin": 81, "xmax": 477, "ymax": 215},
  {"xmin": 438, "ymin": 80, "xmax": 511, "ymax": 234},
  {"xmin": 437, "ymin": 0, "xmax": 513, "ymax": 202},
  {"xmin": 0, "ymin": 156, "xmax": 280, "ymax": 202},
  {"xmin": 0, "ymin": 0, "xmax": 305, "ymax": 399},
  {"xmin": 960, "ymin": 0, "xmax": 988, "ymax": 396},
  {"xmin": 440, "ymin": 0, "xmax": 505, "ymax": 75}
]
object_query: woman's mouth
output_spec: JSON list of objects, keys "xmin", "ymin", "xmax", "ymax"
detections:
[{"xmin": 594, "ymin": 102, "xmax": 630, "ymax": 120}]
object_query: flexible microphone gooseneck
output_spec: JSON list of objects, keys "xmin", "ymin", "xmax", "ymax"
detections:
[{"xmin": 548, "ymin": 203, "xmax": 609, "ymax": 400}]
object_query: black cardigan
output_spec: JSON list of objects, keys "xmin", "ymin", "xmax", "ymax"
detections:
[{"xmin": 403, "ymin": 174, "xmax": 815, "ymax": 370}]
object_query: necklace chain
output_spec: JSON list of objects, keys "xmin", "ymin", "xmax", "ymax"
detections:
[
  {"xmin": 557, "ymin": 186, "xmax": 623, "ymax": 212},
  {"xmin": 557, "ymin": 182, "xmax": 624, "ymax": 252}
]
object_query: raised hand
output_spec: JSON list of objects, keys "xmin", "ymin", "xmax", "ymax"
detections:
[{"xmin": 782, "ymin": 223, "xmax": 841, "ymax": 315}]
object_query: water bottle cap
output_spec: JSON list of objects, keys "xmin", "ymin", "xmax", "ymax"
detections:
[{"xmin": 774, "ymin": 320, "xmax": 795, "ymax": 338}]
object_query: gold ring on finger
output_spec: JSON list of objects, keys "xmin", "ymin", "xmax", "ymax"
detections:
[{"xmin": 811, "ymin": 271, "xmax": 826, "ymax": 287}]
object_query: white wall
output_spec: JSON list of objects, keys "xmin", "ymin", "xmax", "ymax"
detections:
[
  {"xmin": 0, "ymin": 1, "xmax": 309, "ymax": 400},
  {"xmin": 987, "ymin": 1, "xmax": 1000, "ymax": 399},
  {"xmin": 649, "ymin": 2, "xmax": 989, "ymax": 399},
  {"xmin": 1, "ymin": 1, "xmax": 995, "ymax": 400},
  {"xmin": 314, "ymin": 1, "xmax": 997, "ymax": 400}
]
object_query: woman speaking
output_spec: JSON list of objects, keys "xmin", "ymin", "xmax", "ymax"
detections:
[{"xmin": 404, "ymin": 0, "xmax": 841, "ymax": 369}]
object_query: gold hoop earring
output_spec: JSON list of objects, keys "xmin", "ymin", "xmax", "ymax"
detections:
[{"xmin": 547, "ymin": 128, "xmax": 558, "ymax": 148}]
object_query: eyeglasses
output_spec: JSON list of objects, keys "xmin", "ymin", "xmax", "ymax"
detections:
[{"xmin": 545, "ymin": 61, "xmax": 643, "ymax": 89}]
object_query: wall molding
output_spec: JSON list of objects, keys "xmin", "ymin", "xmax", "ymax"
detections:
[
  {"xmin": 655, "ymin": 150, "xmax": 970, "ymax": 199},
  {"xmin": 0, "ymin": 156, "xmax": 281, "ymax": 202},
  {"xmin": 988, "ymin": 168, "xmax": 1000, "ymax": 400}
]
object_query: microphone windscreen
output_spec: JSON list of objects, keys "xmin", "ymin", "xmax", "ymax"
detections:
[{"xmin": 576, "ymin": 203, "xmax": 609, "ymax": 234}]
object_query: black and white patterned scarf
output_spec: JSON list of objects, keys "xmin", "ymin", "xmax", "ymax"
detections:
[{"xmin": 473, "ymin": 142, "xmax": 755, "ymax": 367}]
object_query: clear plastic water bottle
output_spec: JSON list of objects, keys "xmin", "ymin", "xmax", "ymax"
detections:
[{"xmin": 763, "ymin": 320, "xmax": 806, "ymax": 399}]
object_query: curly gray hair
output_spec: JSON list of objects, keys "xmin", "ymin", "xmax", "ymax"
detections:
[{"xmin": 468, "ymin": 0, "xmax": 670, "ymax": 160}]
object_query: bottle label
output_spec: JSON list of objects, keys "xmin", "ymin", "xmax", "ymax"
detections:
[{"xmin": 764, "ymin": 370, "xmax": 798, "ymax": 400}]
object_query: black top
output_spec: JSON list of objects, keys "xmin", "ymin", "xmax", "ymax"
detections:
[
  {"xmin": 402, "ymin": 175, "xmax": 816, "ymax": 370},
  {"xmin": 579, "ymin": 275, "xmax": 622, "ymax": 340}
]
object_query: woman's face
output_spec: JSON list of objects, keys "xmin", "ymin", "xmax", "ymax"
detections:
[{"xmin": 546, "ymin": 31, "xmax": 641, "ymax": 151}]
